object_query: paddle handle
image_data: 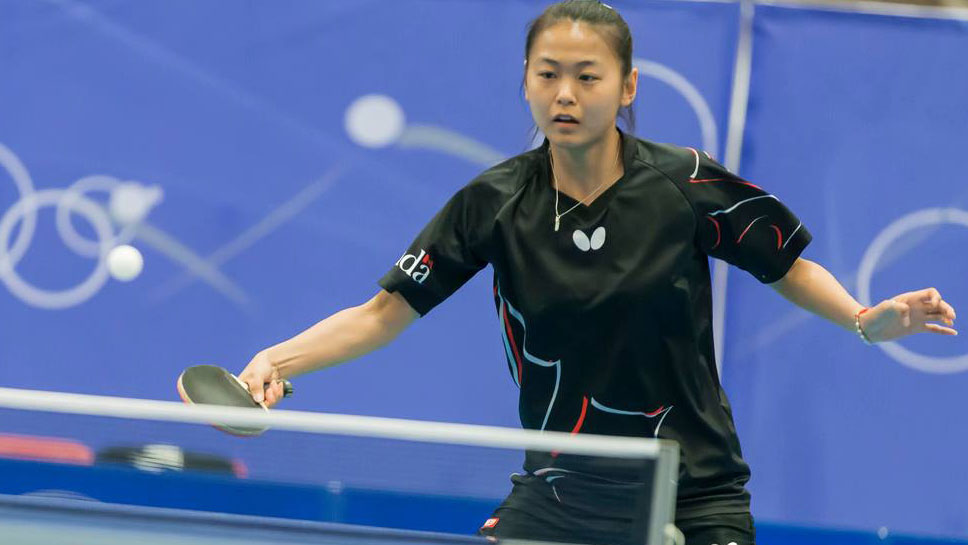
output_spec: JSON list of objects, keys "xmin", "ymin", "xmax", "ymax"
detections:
[{"xmin": 269, "ymin": 379, "xmax": 294, "ymax": 398}]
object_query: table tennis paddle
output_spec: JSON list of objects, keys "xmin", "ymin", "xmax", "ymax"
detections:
[{"xmin": 176, "ymin": 365, "xmax": 292, "ymax": 437}]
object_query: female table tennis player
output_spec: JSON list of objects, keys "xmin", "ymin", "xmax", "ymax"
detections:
[{"xmin": 238, "ymin": 2, "xmax": 957, "ymax": 544}]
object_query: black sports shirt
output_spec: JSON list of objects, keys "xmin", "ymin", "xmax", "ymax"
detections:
[{"xmin": 379, "ymin": 127, "xmax": 811, "ymax": 519}]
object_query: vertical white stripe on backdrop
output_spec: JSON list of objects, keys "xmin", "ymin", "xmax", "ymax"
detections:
[{"xmin": 714, "ymin": 0, "xmax": 756, "ymax": 379}]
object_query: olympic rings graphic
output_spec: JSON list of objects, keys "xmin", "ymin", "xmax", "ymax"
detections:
[{"xmin": 0, "ymin": 142, "xmax": 162, "ymax": 309}]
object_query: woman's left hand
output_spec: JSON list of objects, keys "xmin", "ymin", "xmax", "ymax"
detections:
[{"xmin": 860, "ymin": 288, "xmax": 958, "ymax": 343}]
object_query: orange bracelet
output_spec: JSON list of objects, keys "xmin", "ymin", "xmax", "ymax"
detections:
[{"xmin": 855, "ymin": 307, "xmax": 873, "ymax": 345}]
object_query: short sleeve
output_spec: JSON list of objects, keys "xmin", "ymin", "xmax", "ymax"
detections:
[
  {"xmin": 681, "ymin": 151, "xmax": 811, "ymax": 283},
  {"xmin": 378, "ymin": 188, "xmax": 488, "ymax": 315}
]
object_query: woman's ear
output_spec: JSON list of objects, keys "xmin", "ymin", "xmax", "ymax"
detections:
[
  {"xmin": 523, "ymin": 61, "xmax": 530, "ymax": 101},
  {"xmin": 621, "ymin": 67, "xmax": 638, "ymax": 107}
]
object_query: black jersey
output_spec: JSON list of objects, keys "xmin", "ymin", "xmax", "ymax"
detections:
[{"xmin": 379, "ymin": 127, "xmax": 811, "ymax": 519}]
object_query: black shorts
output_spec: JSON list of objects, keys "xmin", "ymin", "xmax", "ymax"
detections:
[{"xmin": 478, "ymin": 473, "xmax": 755, "ymax": 545}]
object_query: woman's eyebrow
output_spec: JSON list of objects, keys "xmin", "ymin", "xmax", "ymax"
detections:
[{"xmin": 538, "ymin": 57, "xmax": 599, "ymax": 67}]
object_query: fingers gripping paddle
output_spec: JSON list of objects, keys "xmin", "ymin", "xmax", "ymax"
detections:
[{"xmin": 176, "ymin": 365, "xmax": 292, "ymax": 436}]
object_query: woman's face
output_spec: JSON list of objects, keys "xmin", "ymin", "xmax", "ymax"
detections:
[{"xmin": 524, "ymin": 20, "xmax": 636, "ymax": 149}]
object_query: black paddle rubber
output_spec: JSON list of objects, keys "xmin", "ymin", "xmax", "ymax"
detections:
[{"xmin": 176, "ymin": 364, "xmax": 292, "ymax": 437}]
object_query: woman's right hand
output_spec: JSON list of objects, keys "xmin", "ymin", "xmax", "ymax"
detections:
[{"xmin": 238, "ymin": 350, "xmax": 287, "ymax": 407}]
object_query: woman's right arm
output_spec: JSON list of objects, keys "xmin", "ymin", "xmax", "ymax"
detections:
[{"xmin": 238, "ymin": 289, "xmax": 419, "ymax": 405}]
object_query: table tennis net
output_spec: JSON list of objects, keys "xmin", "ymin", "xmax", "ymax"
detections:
[{"xmin": 0, "ymin": 387, "xmax": 680, "ymax": 545}]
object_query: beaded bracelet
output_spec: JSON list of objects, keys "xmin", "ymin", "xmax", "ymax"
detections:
[{"xmin": 855, "ymin": 307, "xmax": 873, "ymax": 345}]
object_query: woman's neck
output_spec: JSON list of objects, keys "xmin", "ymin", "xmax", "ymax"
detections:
[{"xmin": 549, "ymin": 127, "xmax": 624, "ymax": 202}]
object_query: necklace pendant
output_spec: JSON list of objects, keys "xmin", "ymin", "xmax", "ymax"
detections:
[{"xmin": 554, "ymin": 215, "xmax": 560, "ymax": 232}]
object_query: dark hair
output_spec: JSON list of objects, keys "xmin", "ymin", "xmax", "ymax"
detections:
[{"xmin": 522, "ymin": 1, "xmax": 636, "ymax": 147}]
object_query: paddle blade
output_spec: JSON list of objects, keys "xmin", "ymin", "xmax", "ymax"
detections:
[{"xmin": 177, "ymin": 365, "xmax": 268, "ymax": 437}]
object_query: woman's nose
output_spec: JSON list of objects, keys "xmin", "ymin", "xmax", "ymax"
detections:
[{"xmin": 556, "ymin": 85, "xmax": 576, "ymax": 105}]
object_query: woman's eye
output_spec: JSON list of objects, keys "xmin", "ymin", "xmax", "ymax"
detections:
[{"xmin": 536, "ymin": 72, "xmax": 596, "ymax": 81}]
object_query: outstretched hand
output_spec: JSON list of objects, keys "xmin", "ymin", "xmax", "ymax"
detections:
[{"xmin": 860, "ymin": 288, "xmax": 957, "ymax": 343}]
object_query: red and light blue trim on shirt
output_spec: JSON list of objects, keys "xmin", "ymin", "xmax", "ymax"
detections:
[
  {"xmin": 685, "ymin": 147, "xmax": 797, "ymax": 253},
  {"xmin": 590, "ymin": 397, "xmax": 674, "ymax": 438},
  {"xmin": 495, "ymin": 282, "xmax": 561, "ymax": 432}
]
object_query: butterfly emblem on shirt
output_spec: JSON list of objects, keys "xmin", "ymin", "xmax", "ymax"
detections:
[{"xmin": 572, "ymin": 226, "xmax": 606, "ymax": 252}]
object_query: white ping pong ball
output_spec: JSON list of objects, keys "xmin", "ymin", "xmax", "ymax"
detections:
[
  {"xmin": 344, "ymin": 94, "xmax": 405, "ymax": 148},
  {"xmin": 107, "ymin": 244, "xmax": 144, "ymax": 282}
]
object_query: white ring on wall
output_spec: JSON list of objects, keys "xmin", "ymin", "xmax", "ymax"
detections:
[
  {"xmin": 0, "ymin": 189, "xmax": 114, "ymax": 309},
  {"xmin": 634, "ymin": 58, "xmax": 719, "ymax": 158},
  {"xmin": 857, "ymin": 207, "xmax": 968, "ymax": 374},
  {"xmin": 0, "ymin": 142, "xmax": 38, "ymax": 266},
  {"xmin": 56, "ymin": 175, "xmax": 122, "ymax": 257}
]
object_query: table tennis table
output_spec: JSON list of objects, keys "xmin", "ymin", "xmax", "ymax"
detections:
[{"xmin": 0, "ymin": 493, "xmax": 488, "ymax": 545}]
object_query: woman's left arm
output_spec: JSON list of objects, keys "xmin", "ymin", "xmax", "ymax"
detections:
[{"xmin": 768, "ymin": 257, "xmax": 958, "ymax": 342}]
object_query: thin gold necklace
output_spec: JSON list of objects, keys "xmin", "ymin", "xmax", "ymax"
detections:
[{"xmin": 550, "ymin": 151, "xmax": 610, "ymax": 232}]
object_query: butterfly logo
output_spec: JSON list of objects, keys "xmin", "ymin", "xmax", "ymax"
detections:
[{"xmin": 572, "ymin": 226, "xmax": 606, "ymax": 252}]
